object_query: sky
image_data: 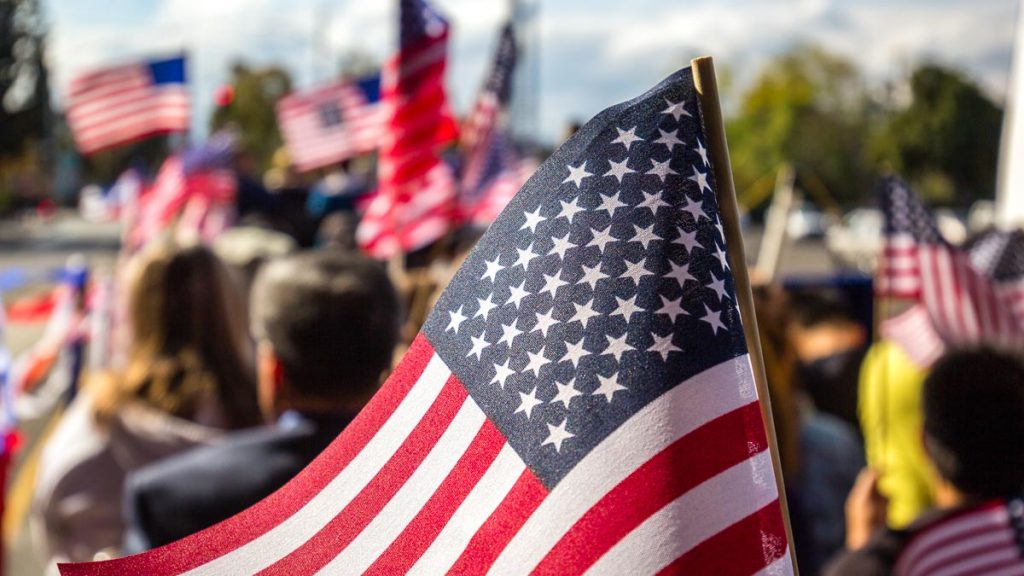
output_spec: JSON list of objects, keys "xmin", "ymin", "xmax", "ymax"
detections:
[{"xmin": 43, "ymin": 0, "xmax": 1023, "ymax": 144}]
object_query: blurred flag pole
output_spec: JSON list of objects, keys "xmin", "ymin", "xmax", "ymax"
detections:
[
  {"xmin": 692, "ymin": 56, "xmax": 799, "ymax": 574},
  {"xmin": 997, "ymin": 0, "xmax": 1024, "ymax": 228},
  {"xmin": 754, "ymin": 164, "xmax": 797, "ymax": 282}
]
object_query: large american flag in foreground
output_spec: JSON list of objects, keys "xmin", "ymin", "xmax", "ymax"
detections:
[
  {"xmin": 877, "ymin": 176, "xmax": 1024, "ymax": 351},
  {"xmin": 357, "ymin": 0, "xmax": 459, "ymax": 258},
  {"xmin": 894, "ymin": 498, "xmax": 1024, "ymax": 576},
  {"xmin": 277, "ymin": 74, "xmax": 385, "ymax": 172},
  {"xmin": 67, "ymin": 56, "xmax": 189, "ymax": 155},
  {"xmin": 61, "ymin": 66, "xmax": 790, "ymax": 575}
]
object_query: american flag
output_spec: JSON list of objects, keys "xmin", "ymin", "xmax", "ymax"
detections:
[
  {"xmin": 893, "ymin": 498, "xmax": 1024, "ymax": 576},
  {"xmin": 60, "ymin": 65, "xmax": 791, "ymax": 576},
  {"xmin": 67, "ymin": 56, "xmax": 190, "ymax": 155},
  {"xmin": 878, "ymin": 176, "xmax": 1024, "ymax": 349},
  {"xmin": 356, "ymin": 0, "xmax": 459, "ymax": 258},
  {"xmin": 277, "ymin": 74, "xmax": 385, "ymax": 173}
]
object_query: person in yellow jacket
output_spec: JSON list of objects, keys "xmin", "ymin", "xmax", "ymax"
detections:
[{"xmin": 858, "ymin": 340, "xmax": 936, "ymax": 528}]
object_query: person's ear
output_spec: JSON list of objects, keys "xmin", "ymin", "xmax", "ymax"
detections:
[{"xmin": 256, "ymin": 340, "xmax": 286, "ymax": 420}]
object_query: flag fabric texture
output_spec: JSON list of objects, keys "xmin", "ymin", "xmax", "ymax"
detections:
[
  {"xmin": 459, "ymin": 22, "xmax": 537, "ymax": 227},
  {"xmin": 61, "ymin": 65, "xmax": 790, "ymax": 576},
  {"xmin": 356, "ymin": 0, "xmax": 459, "ymax": 258},
  {"xmin": 893, "ymin": 497, "xmax": 1024, "ymax": 576},
  {"xmin": 877, "ymin": 176, "xmax": 1024, "ymax": 351},
  {"xmin": 277, "ymin": 75, "xmax": 385, "ymax": 172},
  {"xmin": 67, "ymin": 56, "xmax": 190, "ymax": 155}
]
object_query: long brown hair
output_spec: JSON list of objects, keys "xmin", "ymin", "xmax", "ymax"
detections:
[{"xmin": 92, "ymin": 238, "xmax": 261, "ymax": 429}]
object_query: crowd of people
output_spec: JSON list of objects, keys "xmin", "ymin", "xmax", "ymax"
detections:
[{"xmin": 9, "ymin": 157, "xmax": 1023, "ymax": 576}]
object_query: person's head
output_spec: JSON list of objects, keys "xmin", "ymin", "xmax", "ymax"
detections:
[
  {"xmin": 249, "ymin": 250, "xmax": 401, "ymax": 419},
  {"xmin": 922, "ymin": 347, "xmax": 1024, "ymax": 499},
  {"xmin": 94, "ymin": 237, "xmax": 260, "ymax": 429},
  {"xmin": 786, "ymin": 289, "xmax": 865, "ymax": 363}
]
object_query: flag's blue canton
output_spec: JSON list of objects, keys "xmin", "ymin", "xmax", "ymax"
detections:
[
  {"xmin": 147, "ymin": 56, "xmax": 186, "ymax": 86},
  {"xmin": 423, "ymin": 67, "xmax": 747, "ymax": 488},
  {"xmin": 400, "ymin": 0, "xmax": 447, "ymax": 47},
  {"xmin": 881, "ymin": 176, "xmax": 942, "ymax": 244}
]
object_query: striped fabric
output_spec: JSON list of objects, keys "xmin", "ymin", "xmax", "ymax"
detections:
[
  {"xmin": 356, "ymin": 0, "xmax": 459, "ymax": 258},
  {"xmin": 67, "ymin": 56, "xmax": 189, "ymax": 155},
  {"xmin": 277, "ymin": 75, "xmax": 385, "ymax": 172}
]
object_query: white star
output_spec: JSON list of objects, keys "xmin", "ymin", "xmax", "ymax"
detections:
[
  {"xmin": 521, "ymin": 206, "xmax": 546, "ymax": 233},
  {"xmin": 700, "ymin": 303, "xmax": 727, "ymax": 335},
  {"xmin": 666, "ymin": 260, "xmax": 695, "ymax": 287},
  {"xmin": 577, "ymin": 263, "xmax": 608, "ymax": 290},
  {"xmin": 636, "ymin": 190, "xmax": 669, "ymax": 215},
  {"xmin": 715, "ymin": 244, "xmax": 731, "ymax": 271},
  {"xmin": 482, "ymin": 256, "xmax": 504, "ymax": 282},
  {"xmin": 569, "ymin": 298, "xmax": 601, "ymax": 329},
  {"xmin": 631, "ymin": 223, "xmax": 662, "ymax": 250},
  {"xmin": 708, "ymin": 272, "xmax": 729, "ymax": 302},
  {"xmin": 506, "ymin": 280, "xmax": 529, "ymax": 309},
  {"xmin": 474, "ymin": 294, "xmax": 498, "ymax": 320},
  {"xmin": 468, "ymin": 333, "xmax": 488, "ymax": 360},
  {"xmin": 513, "ymin": 243, "xmax": 539, "ymax": 270},
  {"xmin": 557, "ymin": 197, "xmax": 585, "ymax": 224},
  {"xmin": 675, "ymin": 226, "xmax": 702, "ymax": 254},
  {"xmin": 542, "ymin": 419, "xmax": 574, "ymax": 452},
  {"xmin": 646, "ymin": 158, "xmax": 678, "ymax": 182},
  {"xmin": 611, "ymin": 125, "xmax": 643, "ymax": 150},
  {"xmin": 550, "ymin": 378, "xmax": 582, "ymax": 410},
  {"xmin": 596, "ymin": 191, "xmax": 627, "ymax": 218},
  {"xmin": 497, "ymin": 320, "xmax": 523, "ymax": 347},
  {"xmin": 491, "ymin": 358, "xmax": 514, "ymax": 388},
  {"xmin": 603, "ymin": 333, "xmax": 635, "ymax": 361},
  {"xmin": 648, "ymin": 332, "xmax": 681, "ymax": 360},
  {"xmin": 548, "ymin": 232, "xmax": 577, "ymax": 260},
  {"xmin": 563, "ymin": 161, "xmax": 593, "ymax": 188},
  {"xmin": 523, "ymin": 346, "xmax": 550, "ymax": 377},
  {"xmin": 653, "ymin": 128, "xmax": 684, "ymax": 152},
  {"xmin": 515, "ymin": 387, "xmax": 543, "ymax": 419},
  {"xmin": 604, "ymin": 158, "xmax": 635, "ymax": 183},
  {"xmin": 560, "ymin": 337, "xmax": 589, "ymax": 368},
  {"xmin": 532, "ymin": 308, "xmax": 558, "ymax": 337},
  {"xmin": 611, "ymin": 294, "xmax": 643, "ymax": 323},
  {"xmin": 589, "ymin": 225, "xmax": 618, "ymax": 253},
  {"xmin": 714, "ymin": 216, "xmax": 725, "ymax": 242},
  {"xmin": 658, "ymin": 295, "xmax": 688, "ymax": 323},
  {"xmin": 695, "ymin": 138, "xmax": 709, "ymax": 166},
  {"xmin": 662, "ymin": 98, "xmax": 691, "ymax": 121},
  {"xmin": 447, "ymin": 305, "xmax": 467, "ymax": 333},
  {"xmin": 688, "ymin": 165, "xmax": 711, "ymax": 194},
  {"xmin": 540, "ymin": 272, "xmax": 569, "ymax": 298},
  {"xmin": 680, "ymin": 198, "xmax": 707, "ymax": 222},
  {"xmin": 593, "ymin": 373, "xmax": 626, "ymax": 402},
  {"xmin": 620, "ymin": 257, "xmax": 654, "ymax": 286}
]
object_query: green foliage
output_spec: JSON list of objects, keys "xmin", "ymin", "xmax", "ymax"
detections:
[
  {"xmin": 211, "ymin": 63, "xmax": 292, "ymax": 171},
  {"xmin": 871, "ymin": 65, "xmax": 1002, "ymax": 205},
  {"xmin": 0, "ymin": 0, "xmax": 50, "ymax": 159}
]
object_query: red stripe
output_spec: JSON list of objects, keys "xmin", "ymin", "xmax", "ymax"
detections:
[
  {"xmin": 531, "ymin": 401, "xmax": 768, "ymax": 573},
  {"xmin": 363, "ymin": 421, "xmax": 506, "ymax": 574},
  {"xmin": 445, "ymin": 469, "xmax": 547, "ymax": 575},
  {"xmin": 254, "ymin": 374, "xmax": 468, "ymax": 575},
  {"xmin": 59, "ymin": 336, "xmax": 437, "ymax": 576},
  {"xmin": 656, "ymin": 500, "xmax": 787, "ymax": 576},
  {"xmin": 909, "ymin": 537, "xmax": 1016, "ymax": 576}
]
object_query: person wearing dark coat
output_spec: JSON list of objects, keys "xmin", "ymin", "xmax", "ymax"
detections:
[{"xmin": 123, "ymin": 250, "xmax": 401, "ymax": 551}]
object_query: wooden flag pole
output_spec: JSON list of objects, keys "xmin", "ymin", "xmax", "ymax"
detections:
[{"xmin": 692, "ymin": 56, "xmax": 800, "ymax": 573}]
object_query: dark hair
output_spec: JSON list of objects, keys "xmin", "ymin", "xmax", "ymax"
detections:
[
  {"xmin": 250, "ymin": 250, "xmax": 401, "ymax": 400},
  {"xmin": 786, "ymin": 289, "xmax": 855, "ymax": 329},
  {"xmin": 923, "ymin": 347, "xmax": 1024, "ymax": 497}
]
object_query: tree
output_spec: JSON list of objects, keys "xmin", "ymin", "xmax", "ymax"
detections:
[
  {"xmin": 872, "ymin": 65, "xmax": 1002, "ymax": 205},
  {"xmin": 211, "ymin": 63, "xmax": 292, "ymax": 170},
  {"xmin": 0, "ymin": 0, "xmax": 49, "ymax": 160},
  {"xmin": 725, "ymin": 45, "xmax": 876, "ymax": 210}
]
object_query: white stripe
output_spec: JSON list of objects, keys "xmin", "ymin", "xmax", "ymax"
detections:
[
  {"xmin": 934, "ymin": 250, "xmax": 964, "ymax": 342},
  {"xmin": 72, "ymin": 90, "xmax": 189, "ymax": 133},
  {"xmin": 911, "ymin": 530, "xmax": 1013, "ymax": 576},
  {"xmin": 754, "ymin": 550, "xmax": 795, "ymax": 576},
  {"xmin": 315, "ymin": 398, "xmax": 487, "ymax": 575},
  {"xmin": 919, "ymin": 248, "xmax": 947, "ymax": 337},
  {"xmin": 931, "ymin": 548, "xmax": 1021, "ymax": 576},
  {"xmin": 584, "ymin": 451, "xmax": 778, "ymax": 575},
  {"xmin": 896, "ymin": 507, "xmax": 1009, "ymax": 573},
  {"xmin": 182, "ymin": 353, "xmax": 452, "ymax": 575},
  {"xmin": 954, "ymin": 256, "xmax": 980, "ymax": 340},
  {"xmin": 409, "ymin": 444, "xmax": 526, "ymax": 574},
  {"xmin": 486, "ymin": 354, "xmax": 760, "ymax": 574}
]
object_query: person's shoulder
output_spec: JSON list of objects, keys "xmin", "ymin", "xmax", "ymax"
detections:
[{"xmin": 824, "ymin": 526, "xmax": 908, "ymax": 576}]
